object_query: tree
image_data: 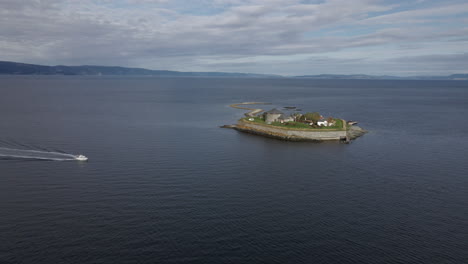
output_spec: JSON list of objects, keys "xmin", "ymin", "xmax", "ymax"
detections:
[
  {"xmin": 303, "ymin": 112, "xmax": 321, "ymax": 122},
  {"xmin": 291, "ymin": 113, "xmax": 302, "ymax": 121}
]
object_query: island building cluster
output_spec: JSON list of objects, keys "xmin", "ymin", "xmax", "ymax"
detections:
[
  {"xmin": 260, "ymin": 108, "xmax": 337, "ymax": 127},
  {"xmin": 224, "ymin": 102, "xmax": 366, "ymax": 142}
]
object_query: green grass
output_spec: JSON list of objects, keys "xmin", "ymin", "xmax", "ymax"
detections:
[
  {"xmin": 242, "ymin": 117, "xmax": 346, "ymax": 131},
  {"xmin": 243, "ymin": 116, "xmax": 266, "ymax": 124},
  {"xmin": 329, "ymin": 119, "xmax": 346, "ymax": 130}
]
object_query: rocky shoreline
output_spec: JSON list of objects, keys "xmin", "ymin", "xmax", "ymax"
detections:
[
  {"xmin": 347, "ymin": 125, "xmax": 368, "ymax": 140},
  {"xmin": 222, "ymin": 122, "xmax": 367, "ymax": 142}
]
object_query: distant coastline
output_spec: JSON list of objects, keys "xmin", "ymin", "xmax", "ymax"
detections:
[
  {"xmin": 0, "ymin": 61, "xmax": 279, "ymax": 78},
  {"xmin": 1, "ymin": 61, "xmax": 467, "ymax": 80}
]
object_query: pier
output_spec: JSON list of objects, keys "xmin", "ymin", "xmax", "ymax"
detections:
[{"xmin": 229, "ymin": 102, "xmax": 271, "ymax": 117}]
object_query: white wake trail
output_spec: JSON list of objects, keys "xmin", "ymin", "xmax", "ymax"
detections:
[{"xmin": 0, "ymin": 147, "xmax": 78, "ymax": 161}]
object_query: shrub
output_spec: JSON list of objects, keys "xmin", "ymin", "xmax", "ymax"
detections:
[{"xmin": 303, "ymin": 112, "xmax": 321, "ymax": 122}]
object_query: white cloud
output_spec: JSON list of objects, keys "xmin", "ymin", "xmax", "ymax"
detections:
[
  {"xmin": 0, "ymin": 0, "xmax": 467, "ymax": 75},
  {"xmin": 362, "ymin": 2, "xmax": 468, "ymax": 24}
]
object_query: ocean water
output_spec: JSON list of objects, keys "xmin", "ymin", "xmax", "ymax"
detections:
[{"xmin": 0, "ymin": 76, "xmax": 467, "ymax": 263}]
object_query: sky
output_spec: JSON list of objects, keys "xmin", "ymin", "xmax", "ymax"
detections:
[{"xmin": 1, "ymin": 0, "xmax": 467, "ymax": 76}]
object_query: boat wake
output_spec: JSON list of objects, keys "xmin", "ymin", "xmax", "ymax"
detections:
[{"xmin": 0, "ymin": 147, "xmax": 86, "ymax": 161}]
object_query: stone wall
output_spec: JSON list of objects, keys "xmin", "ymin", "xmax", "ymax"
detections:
[{"xmin": 236, "ymin": 120, "xmax": 347, "ymax": 141}]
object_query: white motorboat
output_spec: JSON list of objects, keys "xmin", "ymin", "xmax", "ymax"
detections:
[{"xmin": 75, "ymin": 155, "xmax": 88, "ymax": 161}]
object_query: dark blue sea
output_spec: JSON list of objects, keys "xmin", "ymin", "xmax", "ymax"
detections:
[{"xmin": 0, "ymin": 76, "xmax": 467, "ymax": 263}]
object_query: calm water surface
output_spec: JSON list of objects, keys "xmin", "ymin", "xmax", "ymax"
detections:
[{"xmin": 0, "ymin": 76, "xmax": 467, "ymax": 263}]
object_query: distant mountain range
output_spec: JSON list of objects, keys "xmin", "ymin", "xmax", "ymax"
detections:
[
  {"xmin": 0, "ymin": 61, "xmax": 467, "ymax": 80},
  {"xmin": 0, "ymin": 61, "xmax": 279, "ymax": 78},
  {"xmin": 294, "ymin": 74, "xmax": 468, "ymax": 80}
]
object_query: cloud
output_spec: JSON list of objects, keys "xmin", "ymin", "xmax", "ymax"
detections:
[
  {"xmin": 362, "ymin": 2, "xmax": 468, "ymax": 24},
  {"xmin": 0, "ymin": 0, "xmax": 467, "ymax": 75}
]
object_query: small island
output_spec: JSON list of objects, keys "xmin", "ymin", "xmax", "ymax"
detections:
[{"xmin": 223, "ymin": 102, "xmax": 367, "ymax": 142}]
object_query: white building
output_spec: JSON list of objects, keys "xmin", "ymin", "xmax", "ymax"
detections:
[{"xmin": 317, "ymin": 120, "xmax": 336, "ymax": 127}]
